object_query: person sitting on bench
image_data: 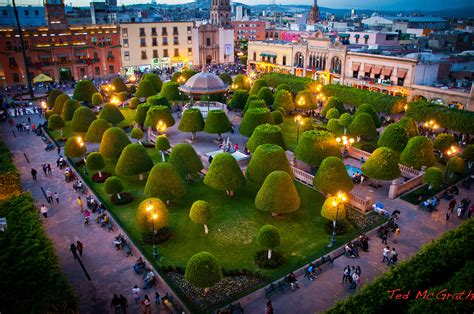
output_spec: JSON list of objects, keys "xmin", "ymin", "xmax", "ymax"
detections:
[
  {"xmin": 133, "ymin": 257, "xmax": 146, "ymax": 273},
  {"xmin": 143, "ymin": 271, "xmax": 155, "ymax": 289},
  {"xmin": 345, "ymin": 244, "xmax": 357, "ymax": 258},
  {"xmin": 306, "ymin": 263, "xmax": 317, "ymax": 281},
  {"xmin": 287, "ymin": 272, "xmax": 300, "ymax": 290},
  {"xmin": 358, "ymin": 234, "xmax": 369, "ymax": 252}
]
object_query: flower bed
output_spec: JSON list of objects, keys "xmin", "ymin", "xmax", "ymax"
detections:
[
  {"xmin": 346, "ymin": 206, "xmax": 387, "ymax": 231},
  {"xmin": 110, "ymin": 192, "xmax": 134, "ymax": 205},
  {"xmin": 91, "ymin": 172, "xmax": 112, "ymax": 183}
]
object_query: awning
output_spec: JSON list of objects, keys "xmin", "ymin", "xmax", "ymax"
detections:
[
  {"xmin": 354, "ymin": 34, "xmax": 360, "ymax": 38},
  {"xmin": 363, "ymin": 64, "xmax": 373, "ymax": 73},
  {"xmin": 339, "ymin": 34, "xmax": 350, "ymax": 38},
  {"xmin": 260, "ymin": 52, "xmax": 276, "ymax": 57},
  {"xmin": 383, "ymin": 67, "xmax": 393, "ymax": 77},
  {"xmin": 352, "ymin": 62, "xmax": 361, "ymax": 71},
  {"xmin": 364, "ymin": 34, "xmax": 370, "ymax": 39},
  {"xmin": 33, "ymin": 73, "xmax": 53, "ymax": 83},
  {"xmin": 373, "ymin": 66, "xmax": 382, "ymax": 75},
  {"xmin": 397, "ymin": 68, "xmax": 407, "ymax": 78}
]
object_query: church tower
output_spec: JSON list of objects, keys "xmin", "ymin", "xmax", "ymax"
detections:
[
  {"xmin": 210, "ymin": 0, "xmax": 231, "ymax": 28},
  {"xmin": 44, "ymin": 0, "xmax": 68, "ymax": 30},
  {"xmin": 307, "ymin": 0, "xmax": 320, "ymax": 25}
]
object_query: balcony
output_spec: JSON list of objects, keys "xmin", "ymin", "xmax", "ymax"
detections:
[
  {"xmin": 9, "ymin": 64, "xmax": 18, "ymax": 70},
  {"xmin": 107, "ymin": 56, "xmax": 115, "ymax": 62}
]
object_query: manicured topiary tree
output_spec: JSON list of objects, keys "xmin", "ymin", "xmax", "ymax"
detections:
[
  {"xmin": 271, "ymin": 110, "xmax": 283, "ymax": 125},
  {"xmin": 313, "ymin": 157, "xmax": 353, "ymax": 194},
  {"xmin": 244, "ymin": 95, "xmax": 259, "ymax": 111},
  {"xmin": 169, "ymin": 143, "xmax": 203, "ymax": 180},
  {"xmin": 397, "ymin": 117, "xmax": 419, "ymax": 138},
  {"xmin": 135, "ymin": 104, "xmax": 151, "ymax": 125},
  {"xmin": 73, "ymin": 80, "xmax": 98, "ymax": 103},
  {"xmin": 116, "ymin": 143, "xmax": 154, "ymax": 180},
  {"xmin": 239, "ymin": 108, "xmax": 273, "ymax": 137},
  {"xmin": 295, "ymin": 89, "xmax": 316, "ymax": 111},
  {"xmin": 115, "ymin": 91, "xmax": 129, "ymax": 102},
  {"xmin": 144, "ymin": 105, "xmax": 175, "ymax": 129},
  {"xmin": 338, "ymin": 113, "xmax": 352, "ymax": 134},
  {"xmin": 100, "ymin": 103, "xmax": 125, "ymax": 125},
  {"xmin": 300, "ymin": 117, "xmax": 314, "ymax": 132},
  {"xmin": 233, "ymin": 74, "xmax": 251, "ymax": 91},
  {"xmin": 256, "ymin": 225, "xmax": 281, "ymax": 259},
  {"xmin": 355, "ymin": 103, "xmax": 381, "ymax": 128},
  {"xmin": 185, "ymin": 252, "xmax": 222, "ymax": 289},
  {"xmin": 321, "ymin": 96, "xmax": 344, "ymax": 116},
  {"xmin": 273, "ymin": 90, "xmax": 294, "ymax": 114},
  {"xmin": 326, "ymin": 118, "xmax": 343, "ymax": 136},
  {"xmin": 47, "ymin": 89, "xmax": 63, "ymax": 108},
  {"xmin": 189, "ymin": 200, "xmax": 213, "ymax": 234},
  {"xmin": 247, "ymin": 124, "xmax": 287, "ymax": 152},
  {"xmin": 104, "ymin": 176, "xmax": 123, "ymax": 200},
  {"xmin": 363, "ymin": 147, "xmax": 401, "ymax": 185},
  {"xmin": 347, "ymin": 112, "xmax": 377, "ymax": 142},
  {"xmin": 155, "ymin": 135, "xmax": 170, "ymax": 162},
  {"xmin": 255, "ymin": 171, "xmax": 300, "ymax": 216},
  {"xmin": 160, "ymin": 81, "xmax": 182, "ymax": 103},
  {"xmin": 400, "ymin": 136, "xmax": 436, "ymax": 170},
  {"xmin": 204, "ymin": 153, "xmax": 245, "ymax": 197},
  {"xmin": 249, "ymin": 78, "xmax": 268, "ymax": 96},
  {"xmin": 377, "ymin": 124, "xmax": 409, "ymax": 152},
  {"xmin": 321, "ymin": 196, "xmax": 346, "ymax": 222},
  {"xmin": 433, "ymin": 133, "xmax": 456, "ymax": 158},
  {"xmin": 246, "ymin": 144, "xmax": 293, "ymax": 189},
  {"xmin": 244, "ymin": 99, "xmax": 266, "ymax": 112},
  {"xmin": 228, "ymin": 89, "xmax": 249, "ymax": 110},
  {"xmin": 258, "ymin": 87, "xmax": 274, "ymax": 107},
  {"xmin": 461, "ymin": 144, "xmax": 474, "ymax": 169},
  {"xmin": 99, "ymin": 127, "xmax": 131, "ymax": 158},
  {"xmin": 145, "ymin": 163, "xmax": 185, "ymax": 204},
  {"xmin": 423, "ymin": 167, "xmax": 444, "ymax": 190},
  {"xmin": 325, "ymin": 108, "xmax": 340, "ymax": 119},
  {"xmin": 146, "ymin": 95, "xmax": 171, "ymax": 108},
  {"xmin": 85, "ymin": 119, "xmax": 110, "ymax": 143},
  {"xmin": 129, "ymin": 97, "xmax": 140, "ymax": 109},
  {"xmin": 135, "ymin": 80, "xmax": 157, "ymax": 98},
  {"xmin": 86, "ymin": 152, "xmax": 105, "ymax": 178},
  {"xmin": 276, "ymin": 83, "xmax": 291, "ymax": 93},
  {"xmin": 447, "ymin": 156, "xmax": 465, "ymax": 177},
  {"xmin": 111, "ymin": 77, "xmax": 127, "ymax": 92},
  {"xmin": 61, "ymin": 99, "xmax": 80, "ymax": 121},
  {"xmin": 171, "ymin": 71, "xmax": 182, "ymax": 82},
  {"xmin": 131, "ymin": 127, "xmax": 144, "ymax": 144},
  {"xmin": 141, "ymin": 73, "xmax": 163, "ymax": 92},
  {"xmin": 71, "ymin": 106, "xmax": 97, "ymax": 133},
  {"xmin": 295, "ymin": 130, "xmax": 341, "ymax": 167},
  {"xmin": 48, "ymin": 114, "xmax": 65, "ymax": 135},
  {"xmin": 136, "ymin": 198, "xmax": 169, "ymax": 234},
  {"xmin": 178, "ymin": 108, "xmax": 204, "ymax": 141},
  {"xmin": 204, "ymin": 110, "xmax": 232, "ymax": 140},
  {"xmin": 219, "ymin": 72, "xmax": 232, "ymax": 85},
  {"xmin": 64, "ymin": 137, "xmax": 86, "ymax": 158},
  {"xmin": 91, "ymin": 92, "xmax": 104, "ymax": 106},
  {"xmin": 53, "ymin": 93, "xmax": 70, "ymax": 114}
]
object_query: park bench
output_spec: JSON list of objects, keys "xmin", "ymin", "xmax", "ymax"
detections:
[
  {"xmin": 264, "ymin": 278, "xmax": 288, "ymax": 299},
  {"xmin": 106, "ymin": 221, "xmax": 114, "ymax": 232},
  {"xmin": 123, "ymin": 242, "xmax": 133, "ymax": 257}
]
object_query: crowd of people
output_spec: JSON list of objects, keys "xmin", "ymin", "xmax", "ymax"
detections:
[{"xmin": 341, "ymin": 265, "xmax": 362, "ymax": 289}]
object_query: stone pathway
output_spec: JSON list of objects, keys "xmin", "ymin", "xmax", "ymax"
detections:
[{"xmin": 1, "ymin": 112, "xmax": 185, "ymax": 313}]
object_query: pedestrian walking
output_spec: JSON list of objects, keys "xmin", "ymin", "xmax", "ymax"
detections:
[
  {"xmin": 132, "ymin": 285, "xmax": 141, "ymax": 304},
  {"xmin": 448, "ymin": 199, "xmax": 456, "ymax": 213},
  {"xmin": 40, "ymin": 204, "xmax": 48, "ymax": 219},
  {"xmin": 382, "ymin": 246, "xmax": 390, "ymax": 263},
  {"xmin": 468, "ymin": 205, "xmax": 474, "ymax": 219},
  {"xmin": 389, "ymin": 248, "xmax": 398, "ymax": 265},
  {"xmin": 381, "ymin": 230, "xmax": 388, "ymax": 245},
  {"xmin": 76, "ymin": 240, "xmax": 83, "ymax": 256},
  {"xmin": 70, "ymin": 243, "xmax": 77, "ymax": 260},
  {"xmin": 31, "ymin": 168, "xmax": 37, "ymax": 180},
  {"xmin": 47, "ymin": 163, "xmax": 52, "ymax": 175},
  {"xmin": 42, "ymin": 164, "xmax": 48, "ymax": 176},
  {"xmin": 341, "ymin": 265, "xmax": 350, "ymax": 284},
  {"xmin": 154, "ymin": 292, "xmax": 161, "ymax": 306},
  {"xmin": 57, "ymin": 145, "xmax": 61, "ymax": 156},
  {"xmin": 266, "ymin": 300, "xmax": 273, "ymax": 314},
  {"xmin": 446, "ymin": 209, "xmax": 450, "ymax": 221},
  {"xmin": 119, "ymin": 295, "xmax": 128, "ymax": 313},
  {"xmin": 142, "ymin": 295, "xmax": 151, "ymax": 314},
  {"xmin": 355, "ymin": 265, "xmax": 361, "ymax": 276},
  {"xmin": 111, "ymin": 294, "xmax": 121, "ymax": 314},
  {"xmin": 393, "ymin": 227, "xmax": 399, "ymax": 243},
  {"xmin": 77, "ymin": 196, "xmax": 84, "ymax": 213},
  {"xmin": 46, "ymin": 188, "xmax": 53, "ymax": 203},
  {"xmin": 54, "ymin": 192, "xmax": 59, "ymax": 203},
  {"xmin": 27, "ymin": 116, "xmax": 31, "ymax": 124}
]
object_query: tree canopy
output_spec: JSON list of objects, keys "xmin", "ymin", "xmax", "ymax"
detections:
[
  {"xmin": 400, "ymin": 136, "xmax": 436, "ymax": 170},
  {"xmin": 71, "ymin": 106, "xmax": 97, "ymax": 133},
  {"xmin": 185, "ymin": 252, "xmax": 222, "ymax": 288},
  {"xmin": 73, "ymin": 80, "xmax": 98, "ymax": 103},
  {"xmin": 313, "ymin": 157, "xmax": 353, "ymax": 194},
  {"xmin": 247, "ymin": 124, "xmax": 287, "ymax": 152},
  {"xmin": 99, "ymin": 127, "xmax": 131, "ymax": 158},
  {"xmin": 377, "ymin": 124, "xmax": 409, "ymax": 152},
  {"xmin": 169, "ymin": 143, "xmax": 203, "ymax": 179},
  {"xmin": 295, "ymin": 130, "xmax": 341, "ymax": 167},
  {"xmin": 144, "ymin": 162, "xmax": 185, "ymax": 203},
  {"xmin": 363, "ymin": 147, "xmax": 401, "ymax": 181},
  {"xmin": 204, "ymin": 153, "xmax": 245, "ymax": 196},
  {"xmin": 255, "ymin": 171, "xmax": 300, "ymax": 215},
  {"xmin": 99, "ymin": 103, "xmax": 125, "ymax": 125},
  {"xmin": 115, "ymin": 143, "xmax": 154, "ymax": 177},
  {"xmin": 84, "ymin": 119, "xmax": 110, "ymax": 143},
  {"xmin": 321, "ymin": 196, "xmax": 346, "ymax": 221},
  {"xmin": 239, "ymin": 108, "xmax": 273, "ymax": 137}
]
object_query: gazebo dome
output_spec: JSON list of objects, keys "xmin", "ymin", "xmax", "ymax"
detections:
[{"xmin": 179, "ymin": 71, "xmax": 228, "ymax": 95}]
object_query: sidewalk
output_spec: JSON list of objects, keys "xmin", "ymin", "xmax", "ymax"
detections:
[{"xmin": 1, "ymin": 113, "xmax": 184, "ymax": 313}]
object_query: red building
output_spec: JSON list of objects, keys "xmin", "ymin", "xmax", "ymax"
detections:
[
  {"xmin": 0, "ymin": 0, "xmax": 121, "ymax": 87},
  {"xmin": 231, "ymin": 20, "xmax": 266, "ymax": 41}
]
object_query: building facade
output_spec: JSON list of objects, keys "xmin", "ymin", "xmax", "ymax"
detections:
[
  {"xmin": 231, "ymin": 21, "xmax": 266, "ymax": 41},
  {"xmin": 0, "ymin": 5, "xmax": 45, "ymax": 27}
]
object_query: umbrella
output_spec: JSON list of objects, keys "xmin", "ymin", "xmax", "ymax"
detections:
[
  {"xmin": 375, "ymin": 203, "xmax": 384, "ymax": 209},
  {"xmin": 33, "ymin": 74, "xmax": 53, "ymax": 83}
]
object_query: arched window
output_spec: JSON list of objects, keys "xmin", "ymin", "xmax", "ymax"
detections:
[
  {"xmin": 294, "ymin": 52, "xmax": 304, "ymax": 68},
  {"xmin": 330, "ymin": 56, "xmax": 341, "ymax": 74}
]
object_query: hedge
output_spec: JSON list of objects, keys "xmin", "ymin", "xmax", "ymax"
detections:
[
  {"xmin": 135, "ymin": 80, "xmax": 157, "ymax": 98},
  {"xmin": 261, "ymin": 73, "xmax": 312, "ymax": 94},
  {"xmin": 228, "ymin": 89, "xmax": 249, "ymax": 110},
  {"xmin": 204, "ymin": 110, "xmax": 232, "ymax": 138},
  {"xmin": 273, "ymin": 90, "xmax": 294, "ymax": 114},
  {"xmin": 144, "ymin": 105, "xmax": 175, "ymax": 129},
  {"xmin": 313, "ymin": 156, "xmax": 353, "ymax": 194},
  {"xmin": 322, "ymin": 84, "xmax": 406, "ymax": 114},
  {"xmin": 61, "ymin": 99, "xmax": 80, "ymax": 121},
  {"xmin": 85, "ymin": 119, "xmax": 110, "ymax": 143},
  {"xmin": 47, "ymin": 89, "xmax": 63, "ymax": 108},
  {"xmin": 169, "ymin": 143, "xmax": 203, "ymax": 179},
  {"xmin": 239, "ymin": 108, "xmax": 273, "ymax": 137},
  {"xmin": 400, "ymin": 136, "xmax": 436, "ymax": 170},
  {"xmin": 0, "ymin": 141, "xmax": 21, "ymax": 201},
  {"xmin": 257, "ymin": 87, "xmax": 274, "ymax": 107},
  {"xmin": 204, "ymin": 153, "xmax": 245, "ymax": 196},
  {"xmin": 141, "ymin": 73, "xmax": 163, "ymax": 92},
  {"xmin": 53, "ymin": 93, "xmax": 70, "ymax": 114},
  {"xmin": 73, "ymin": 80, "xmax": 98, "ymax": 103},
  {"xmin": 146, "ymin": 95, "xmax": 171, "ymax": 108}
]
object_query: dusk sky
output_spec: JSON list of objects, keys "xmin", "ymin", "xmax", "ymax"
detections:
[{"xmin": 10, "ymin": 0, "xmax": 473, "ymax": 10}]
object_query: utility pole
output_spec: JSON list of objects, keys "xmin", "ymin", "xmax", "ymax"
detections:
[{"xmin": 12, "ymin": 0, "xmax": 34, "ymax": 99}]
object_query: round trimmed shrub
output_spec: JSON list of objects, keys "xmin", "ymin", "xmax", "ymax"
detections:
[
  {"xmin": 363, "ymin": 147, "xmax": 401, "ymax": 181},
  {"xmin": 244, "ymin": 99, "xmax": 267, "ymax": 112},
  {"xmin": 99, "ymin": 127, "xmax": 132, "ymax": 158},
  {"xmin": 144, "ymin": 105, "xmax": 175, "ymax": 129},
  {"xmin": 397, "ymin": 117, "xmax": 419, "ymax": 138},
  {"xmin": 178, "ymin": 108, "xmax": 204, "ymax": 140},
  {"xmin": 73, "ymin": 80, "xmax": 98, "ymax": 102},
  {"xmin": 377, "ymin": 124, "xmax": 409, "ymax": 152},
  {"xmin": 130, "ymin": 128, "xmax": 144, "ymax": 141},
  {"xmin": 171, "ymin": 71, "xmax": 182, "ymax": 82},
  {"xmin": 116, "ymin": 143, "xmax": 154, "ymax": 178},
  {"xmin": 155, "ymin": 135, "xmax": 170, "ymax": 151},
  {"xmin": 47, "ymin": 89, "xmax": 63, "ymax": 108},
  {"xmin": 271, "ymin": 110, "xmax": 283, "ymax": 124},
  {"xmin": 141, "ymin": 73, "xmax": 162, "ymax": 92},
  {"xmin": 48, "ymin": 114, "xmax": 65, "ymax": 133},
  {"xmin": 246, "ymin": 144, "xmax": 293, "ymax": 189},
  {"xmin": 256, "ymin": 225, "xmax": 281, "ymax": 260},
  {"xmin": 255, "ymin": 171, "xmax": 300, "ymax": 215},
  {"xmin": 338, "ymin": 113, "xmax": 353, "ymax": 128},
  {"xmin": 448, "ymin": 156, "xmax": 465, "ymax": 175},
  {"xmin": 86, "ymin": 152, "xmax": 105, "ymax": 176},
  {"xmin": 243, "ymin": 95, "xmax": 260, "ymax": 112},
  {"xmin": 321, "ymin": 96, "xmax": 345, "ymax": 117},
  {"xmin": 185, "ymin": 252, "xmax": 222, "ymax": 288},
  {"xmin": 423, "ymin": 167, "xmax": 444, "ymax": 190},
  {"xmin": 129, "ymin": 97, "xmax": 140, "ymax": 109},
  {"xmin": 249, "ymin": 78, "xmax": 268, "ymax": 96},
  {"xmin": 276, "ymin": 83, "xmax": 291, "ymax": 93},
  {"xmin": 273, "ymin": 90, "xmax": 294, "ymax": 114},
  {"xmin": 325, "ymin": 108, "xmax": 340, "ymax": 119},
  {"xmin": 53, "ymin": 93, "xmax": 70, "ymax": 114},
  {"xmin": 347, "ymin": 112, "xmax": 377, "ymax": 141},
  {"xmin": 247, "ymin": 124, "xmax": 287, "ymax": 152},
  {"xmin": 321, "ymin": 196, "xmax": 346, "ymax": 221},
  {"xmin": 229, "ymin": 89, "xmax": 249, "ymax": 110},
  {"xmin": 135, "ymin": 80, "xmax": 157, "ymax": 98},
  {"xmin": 61, "ymin": 99, "xmax": 80, "ymax": 121},
  {"xmin": 64, "ymin": 137, "xmax": 87, "ymax": 158},
  {"xmin": 115, "ymin": 91, "xmax": 129, "ymax": 102},
  {"xmin": 400, "ymin": 136, "xmax": 436, "ymax": 170},
  {"xmin": 71, "ymin": 106, "xmax": 97, "ymax": 133},
  {"xmin": 462, "ymin": 144, "xmax": 474, "ymax": 164},
  {"xmin": 233, "ymin": 74, "xmax": 251, "ymax": 91},
  {"xmin": 100, "ymin": 103, "xmax": 125, "ymax": 125},
  {"xmin": 85, "ymin": 119, "xmax": 110, "ymax": 143},
  {"xmin": 314, "ymin": 157, "xmax": 353, "ymax": 194},
  {"xmin": 136, "ymin": 197, "xmax": 169, "ymax": 235},
  {"xmin": 295, "ymin": 89, "xmax": 316, "ymax": 111},
  {"xmin": 355, "ymin": 103, "xmax": 381, "ymax": 128},
  {"xmin": 258, "ymin": 87, "xmax": 274, "ymax": 107},
  {"xmin": 145, "ymin": 163, "xmax": 185, "ymax": 203},
  {"xmin": 295, "ymin": 130, "xmax": 341, "ymax": 167},
  {"xmin": 135, "ymin": 104, "xmax": 152, "ymax": 125},
  {"xmin": 204, "ymin": 153, "xmax": 245, "ymax": 196},
  {"xmin": 146, "ymin": 95, "xmax": 170, "ymax": 108},
  {"xmin": 433, "ymin": 133, "xmax": 456, "ymax": 153},
  {"xmin": 91, "ymin": 92, "xmax": 104, "ymax": 106},
  {"xmin": 104, "ymin": 176, "xmax": 123, "ymax": 196},
  {"xmin": 169, "ymin": 143, "xmax": 203, "ymax": 179},
  {"xmin": 239, "ymin": 108, "xmax": 273, "ymax": 137},
  {"xmin": 326, "ymin": 118, "xmax": 343, "ymax": 136},
  {"xmin": 160, "ymin": 81, "xmax": 182, "ymax": 102},
  {"xmin": 204, "ymin": 110, "xmax": 232, "ymax": 138},
  {"xmin": 219, "ymin": 72, "xmax": 232, "ymax": 85},
  {"xmin": 111, "ymin": 77, "xmax": 127, "ymax": 92},
  {"xmin": 189, "ymin": 200, "xmax": 213, "ymax": 234}
]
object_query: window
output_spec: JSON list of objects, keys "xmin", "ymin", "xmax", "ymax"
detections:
[
  {"xmin": 141, "ymin": 50, "xmax": 147, "ymax": 60},
  {"xmin": 124, "ymin": 51, "xmax": 130, "ymax": 61},
  {"xmin": 35, "ymin": 10, "xmax": 39, "ymax": 16},
  {"xmin": 12, "ymin": 73, "xmax": 20, "ymax": 82},
  {"xmin": 355, "ymin": 37, "xmax": 359, "ymax": 44},
  {"xmin": 95, "ymin": 67, "xmax": 100, "ymax": 75},
  {"xmin": 364, "ymin": 37, "xmax": 368, "ymax": 44},
  {"xmin": 107, "ymin": 51, "xmax": 113, "ymax": 58},
  {"xmin": 188, "ymin": 47, "xmax": 192, "ymax": 56},
  {"xmin": 2, "ymin": 10, "xmax": 7, "ymax": 16},
  {"xmin": 206, "ymin": 38, "xmax": 211, "ymax": 46},
  {"xmin": 123, "ymin": 38, "xmax": 129, "ymax": 48},
  {"xmin": 152, "ymin": 38, "xmax": 157, "ymax": 46},
  {"xmin": 353, "ymin": 71, "xmax": 358, "ymax": 78},
  {"xmin": 24, "ymin": 10, "xmax": 29, "ymax": 16},
  {"xmin": 273, "ymin": 56, "xmax": 276, "ymax": 63},
  {"xmin": 153, "ymin": 50, "xmax": 158, "ymax": 58},
  {"xmin": 151, "ymin": 27, "xmax": 157, "ymax": 36},
  {"xmin": 5, "ymin": 41, "xmax": 12, "ymax": 51},
  {"xmin": 163, "ymin": 49, "xmax": 168, "ymax": 58},
  {"xmin": 139, "ymin": 27, "xmax": 145, "ymax": 37},
  {"xmin": 174, "ymin": 48, "xmax": 179, "ymax": 57},
  {"xmin": 397, "ymin": 77, "xmax": 405, "ymax": 86},
  {"xmin": 8, "ymin": 57, "xmax": 16, "ymax": 66},
  {"xmin": 253, "ymin": 52, "xmax": 256, "ymax": 61},
  {"xmin": 187, "ymin": 36, "xmax": 192, "ymax": 44},
  {"xmin": 109, "ymin": 65, "xmax": 115, "ymax": 75},
  {"xmin": 162, "ymin": 27, "xmax": 167, "ymax": 36},
  {"xmin": 93, "ymin": 52, "xmax": 99, "ymax": 59},
  {"xmin": 122, "ymin": 28, "xmax": 128, "ymax": 37},
  {"xmin": 140, "ymin": 38, "xmax": 146, "ymax": 47},
  {"xmin": 187, "ymin": 26, "xmax": 191, "ymax": 33},
  {"xmin": 80, "ymin": 68, "xmax": 86, "ymax": 77},
  {"xmin": 173, "ymin": 36, "xmax": 179, "ymax": 45},
  {"xmin": 162, "ymin": 37, "xmax": 168, "ymax": 46},
  {"xmin": 282, "ymin": 56, "xmax": 286, "ymax": 65},
  {"xmin": 173, "ymin": 27, "xmax": 178, "ymax": 35},
  {"xmin": 106, "ymin": 36, "xmax": 111, "ymax": 45}
]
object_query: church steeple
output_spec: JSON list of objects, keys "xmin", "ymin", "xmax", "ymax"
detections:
[
  {"xmin": 307, "ymin": 0, "xmax": 320, "ymax": 25},
  {"xmin": 210, "ymin": 0, "xmax": 231, "ymax": 28}
]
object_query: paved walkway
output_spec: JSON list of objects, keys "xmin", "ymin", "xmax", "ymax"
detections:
[{"xmin": 1, "ymin": 112, "xmax": 185, "ymax": 313}]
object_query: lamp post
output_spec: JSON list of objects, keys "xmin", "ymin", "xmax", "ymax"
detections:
[
  {"xmin": 146, "ymin": 202, "xmax": 159, "ymax": 259},
  {"xmin": 444, "ymin": 145, "xmax": 460, "ymax": 184},
  {"xmin": 40, "ymin": 101, "xmax": 47, "ymax": 117},
  {"xmin": 423, "ymin": 120, "xmax": 439, "ymax": 134},
  {"xmin": 156, "ymin": 120, "xmax": 167, "ymax": 134},
  {"xmin": 328, "ymin": 192, "xmax": 347, "ymax": 248},
  {"xmin": 336, "ymin": 135, "xmax": 355, "ymax": 150},
  {"xmin": 293, "ymin": 115, "xmax": 303, "ymax": 166}
]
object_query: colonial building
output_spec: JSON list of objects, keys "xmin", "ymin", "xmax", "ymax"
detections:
[
  {"xmin": 0, "ymin": 0, "xmax": 121, "ymax": 87},
  {"xmin": 231, "ymin": 20, "xmax": 266, "ymax": 41}
]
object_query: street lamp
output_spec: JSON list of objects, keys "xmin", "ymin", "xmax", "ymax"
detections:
[
  {"xmin": 293, "ymin": 115, "xmax": 304, "ymax": 166},
  {"xmin": 297, "ymin": 97, "xmax": 306, "ymax": 109},
  {"xmin": 177, "ymin": 76, "xmax": 185, "ymax": 84},
  {"xmin": 156, "ymin": 120, "xmax": 167, "ymax": 134},
  {"xmin": 336, "ymin": 135, "xmax": 355, "ymax": 148},
  {"xmin": 424, "ymin": 120, "xmax": 439, "ymax": 131},
  {"xmin": 110, "ymin": 96, "xmax": 120, "ymax": 106},
  {"xmin": 146, "ymin": 201, "xmax": 159, "ymax": 259},
  {"xmin": 328, "ymin": 191, "xmax": 347, "ymax": 248},
  {"xmin": 446, "ymin": 145, "xmax": 459, "ymax": 157},
  {"xmin": 40, "ymin": 100, "xmax": 47, "ymax": 116}
]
